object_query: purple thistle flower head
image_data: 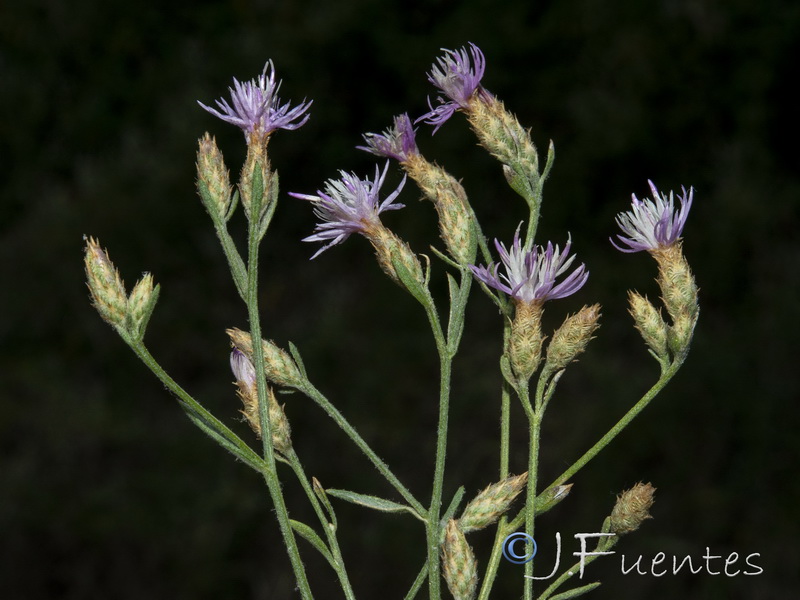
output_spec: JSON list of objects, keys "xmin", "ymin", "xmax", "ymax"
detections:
[
  {"xmin": 357, "ymin": 114, "xmax": 419, "ymax": 162},
  {"xmin": 417, "ymin": 42, "xmax": 491, "ymax": 133},
  {"xmin": 230, "ymin": 348, "xmax": 256, "ymax": 388},
  {"xmin": 470, "ymin": 228, "xmax": 589, "ymax": 303},
  {"xmin": 611, "ymin": 180, "xmax": 693, "ymax": 253},
  {"xmin": 289, "ymin": 162, "xmax": 406, "ymax": 258},
  {"xmin": 198, "ymin": 61, "xmax": 312, "ymax": 141}
]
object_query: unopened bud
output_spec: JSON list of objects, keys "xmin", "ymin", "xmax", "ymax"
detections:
[
  {"xmin": 459, "ymin": 473, "xmax": 527, "ymax": 533},
  {"xmin": 403, "ymin": 155, "xmax": 477, "ymax": 265},
  {"xmin": 127, "ymin": 273, "xmax": 159, "ymax": 339},
  {"xmin": 628, "ymin": 292, "xmax": 668, "ymax": 358},
  {"xmin": 466, "ymin": 95, "xmax": 539, "ymax": 181},
  {"xmin": 84, "ymin": 237, "xmax": 128, "ymax": 329},
  {"xmin": 441, "ymin": 520, "xmax": 478, "ymax": 600},
  {"xmin": 508, "ymin": 301, "xmax": 545, "ymax": 380},
  {"xmin": 196, "ymin": 133, "xmax": 232, "ymax": 219},
  {"xmin": 226, "ymin": 328, "xmax": 303, "ymax": 388},
  {"xmin": 610, "ymin": 482, "xmax": 655, "ymax": 535},
  {"xmin": 230, "ymin": 349, "xmax": 293, "ymax": 454},
  {"xmin": 544, "ymin": 304, "xmax": 601, "ymax": 373}
]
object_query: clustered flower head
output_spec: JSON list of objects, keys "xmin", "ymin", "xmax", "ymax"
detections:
[
  {"xmin": 357, "ymin": 113, "xmax": 419, "ymax": 163},
  {"xmin": 471, "ymin": 228, "xmax": 588, "ymax": 304},
  {"xmin": 289, "ymin": 162, "xmax": 406, "ymax": 258},
  {"xmin": 418, "ymin": 42, "xmax": 491, "ymax": 133},
  {"xmin": 612, "ymin": 180, "xmax": 693, "ymax": 253},
  {"xmin": 198, "ymin": 61, "xmax": 312, "ymax": 142}
]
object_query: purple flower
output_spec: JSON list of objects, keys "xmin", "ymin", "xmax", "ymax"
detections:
[
  {"xmin": 612, "ymin": 181, "xmax": 693, "ymax": 253},
  {"xmin": 357, "ymin": 114, "xmax": 419, "ymax": 162},
  {"xmin": 198, "ymin": 61, "xmax": 311, "ymax": 139},
  {"xmin": 289, "ymin": 162, "xmax": 406, "ymax": 258},
  {"xmin": 417, "ymin": 42, "xmax": 491, "ymax": 133},
  {"xmin": 470, "ymin": 228, "xmax": 588, "ymax": 303},
  {"xmin": 230, "ymin": 348, "xmax": 256, "ymax": 388}
]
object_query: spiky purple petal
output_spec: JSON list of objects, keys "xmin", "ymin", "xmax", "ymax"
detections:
[
  {"xmin": 290, "ymin": 162, "xmax": 406, "ymax": 258},
  {"xmin": 358, "ymin": 114, "xmax": 419, "ymax": 162},
  {"xmin": 612, "ymin": 181, "xmax": 693, "ymax": 253},
  {"xmin": 471, "ymin": 228, "xmax": 588, "ymax": 303},
  {"xmin": 198, "ymin": 61, "xmax": 311, "ymax": 139}
]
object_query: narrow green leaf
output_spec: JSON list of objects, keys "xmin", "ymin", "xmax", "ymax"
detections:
[
  {"xmin": 289, "ymin": 520, "xmax": 336, "ymax": 568},
  {"xmin": 403, "ymin": 562, "xmax": 428, "ymax": 600},
  {"xmin": 183, "ymin": 407, "xmax": 266, "ymax": 474},
  {"xmin": 441, "ymin": 486, "xmax": 465, "ymax": 526},
  {"xmin": 288, "ymin": 341, "xmax": 308, "ymax": 380},
  {"xmin": 224, "ymin": 189, "xmax": 239, "ymax": 222},
  {"xmin": 548, "ymin": 582, "xmax": 601, "ymax": 600},
  {"xmin": 391, "ymin": 254, "xmax": 428, "ymax": 305},
  {"xmin": 312, "ymin": 477, "xmax": 337, "ymax": 530},
  {"xmin": 326, "ymin": 489, "xmax": 425, "ymax": 522}
]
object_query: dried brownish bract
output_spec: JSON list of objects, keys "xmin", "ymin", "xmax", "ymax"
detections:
[
  {"xmin": 459, "ymin": 473, "xmax": 527, "ymax": 533},
  {"xmin": 610, "ymin": 482, "xmax": 656, "ymax": 535},
  {"xmin": 196, "ymin": 133, "xmax": 233, "ymax": 219},
  {"xmin": 628, "ymin": 292, "xmax": 668, "ymax": 359},
  {"xmin": 441, "ymin": 519, "xmax": 478, "ymax": 600}
]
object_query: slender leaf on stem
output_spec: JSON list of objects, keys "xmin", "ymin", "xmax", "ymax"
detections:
[
  {"xmin": 403, "ymin": 562, "xmax": 429, "ymax": 600},
  {"xmin": 441, "ymin": 486, "xmax": 466, "ymax": 526},
  {"xmin": 289, "ymin": 520, "xmax": 336, "ymax": 568},
  {"xmin": 326, "ymin": 489, "xmax": 426, "ymax": 522},
  {"xmin": 288, "ymin": 341, "xmax": 309, "ymax": 380},
  {"xmin": 548, "ymin": 582, "xmax": 601, "ymax": 600},
  {"xmin": 184, "ymin": 408, "xmax": 266, "ymax": 473}
]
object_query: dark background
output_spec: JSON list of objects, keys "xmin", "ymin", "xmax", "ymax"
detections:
[{"xmin": 2, "ymin": 0, "xmax": 798, "ymax": 598}]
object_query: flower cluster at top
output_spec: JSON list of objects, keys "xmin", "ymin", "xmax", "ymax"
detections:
[
  {"xmin": 612, "ymin": 181, "xmax": 693, "ymax": 253},
  {"xmin": 471, "ymin": 228, "xmax": 589, "ymax": 304},
  {"xmin": 197, "ymin": 49, "xmax": 694, "ymax": 302},
  {"xmin": 288, "ymin": 162, "xmax": 406, "ymax": 258},
  {"xmin": 198, "ymin": 60, "xmax": 312, "ymax": 141}
]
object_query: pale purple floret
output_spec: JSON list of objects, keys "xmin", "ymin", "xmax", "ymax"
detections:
[
  {"xmin": 289, "ymin": 162, "xmax": 406, "ymax": 258},
  {"xmin": 470, "ymin": 229, "xmax": 588, "ymax": 303},
  {"xmin": 612, "ymin": 180, "xmax": 694, "ymax": 253},
  {"xmin": 417, "ymin": 42, "xmax": 491, "ymax": 133},
  {"xmin": 198, "ymin": 61, "xmax": 311, "ymax": 138},
  {"xmin": 357, "ymin": 114, "xmax": 419, "ymax": 162},
  {"xmin": 230, "ymin": 348, "xmax": 256, "ymax": 387}
]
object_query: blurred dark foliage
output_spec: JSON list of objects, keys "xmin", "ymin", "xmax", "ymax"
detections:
[{"xmin": 1, "ymin": 0, "xmax": 798, "ymax": 598}]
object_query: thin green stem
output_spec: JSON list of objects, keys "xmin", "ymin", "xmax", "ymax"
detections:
[
  {"xmin": 421, "ymin": 290, "xmax": 450, "ymax": 600},
  {"xmin": 519, "ymin": 384, "xmax": 541, "ymax": 600},
  {"xmin": 212, "ymin": 220, "xmax": 248, "ymax": 301},
  {"xmin": 287, "ymin": 451, "xmax": 356, "ymax": 600},
  {"xmin": 548, "ymin": 361, "xmax": 681, "ymax": 489},
  {"xmin": 246, "ymin": 196, "xmax": 314, "ymax": 600},
  {"xmin": 300, "ymin": 381, "xmax": 426, "ymax": 516}
]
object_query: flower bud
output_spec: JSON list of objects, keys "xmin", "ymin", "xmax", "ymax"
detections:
[
  {"xmin": 441, "ymin": 520, "xmax": 478, "ymax": 600},
  {"xmin": 230, "ymin": 349, "xmax": 293, "ymax": 454},
  {"xmin": 459, "ymin": 473, "xmax": 527, "ymax": 533},
  {"xmin": 226, "ymin": 328, "xmax": 303, "ymax": 388},
  {"xmin": 508, "ymin": 301, "xmax": 545, "ymax": 381},
  {"xmin": 196, "ymin": 133, "xmax": 232, "ymax": 219},
  {"xmin": 609, "ymin": 482, "xmax": 655, "ymax": 535},
  {"xmin": 127, "ymin": 273, "xmax": 159, "ymax": 339},
  {"xmin": 402, "ymin": 155, "xmax": 477, "ymax": 265},
  {"xmin": 544, "ymin": 304, "xmax": 601, "ymax": 373},
  {"xmin": 84, "ymin": 237, "xmax": 128, "ymax": 329},
  {"xmin": 466, "ymin": 95, "xmax": 539, "ymax": 180},
  {"xmin": 627, "ymin": 292, "xmax": 668, "ymax": 358}
]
